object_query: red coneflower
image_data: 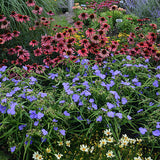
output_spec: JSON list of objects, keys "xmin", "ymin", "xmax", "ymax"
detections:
[
  {"xmin": 43, "ymin": 56, "xmax": 52, "ymax": 66},
  {"xmin": 26, "ymin": 0, "xmax": 36, "ymax": 7},
  {"xmin": 29, "ymin": 40, "xmax": 39, "ymax": 47},
  {"xmin": 136, "ymin": 41, "xmax": 147, "ymax": 48},
  {"xmin": 47, "ymin": 11, "xmax": 55, "ymax": 16},
  {"xmin": 97, "ymin": 29, "xmax": 105, "ymax": 38},
  {"xmin": 52, "ymin": 46, "xmax": 59, "ymax": 52},
  {"xmin": 0, "ymin": 38, "xmax": 5, "ymax": 44},
  {"xmin": 0, "ymin": 15, "xmax": 6, "ymax": 22},
  {"xmin": 74, "ymin": 21, "xmax": 84, "ymax": 29},
  {"xmin": 149, "ymin": 23, "xmax": 157, "ymax": 29},
  {"xmin": 0, "ymin": 20, "xmax": 10, "ymax": 29},
  {"xmin": 23, "ymin": 15, "xmax": 30, "ymax": 23},
  {"xmin": 66, "ymin": 37, "xmax": 76, "ymax": 44},
  {"xmin": 57, "ymin": 41, "xmax": 65, "ymax": 49},
  {"xmin": 142, "ymin": 48, "xmax": 151, "ymax": 59},
  {"xmin": 15, "ymin": 45, "xmax": 22, "ymax": 53},
  {"xmin": 40, "ymin": 17, "xmax": 47, "ymax": 22},
  {"xmin": 128, "ymin": 48, "xmax": 137, "ymax": 56},
  {"xmin": 34, "ymin": 48, "xmax": 42, "ymax": 56},
  {"xmin": 99, "ymin": 49, "xmax": 110, "ymax": 58},
  {"xmin": 43, "ymin": 44, "xmax": 53, "ymax": 53},
  {"xmin": 35, "ymin": 65, "xmax": 46, "ymax": 74},
  {"xmin": 138, "ymin": 33, "xmax": 145, "ymax": 39},
  {"xmin": 99, "ymin": 37, "xmax": 108, "ymax": 47},
  {"xmin": 108, "ymin": 44, "xmax": 117, "ymax": 52},
  {"xmin": 78, "ymin": 13, "xmax": 89, "ymax": 20},
  {"xmin": 85, "ymin": 28, "xmax": 95, "ymax": 38},
  {"xmin": 77, "ymin": 48, "xmax": 88, "ymax": 57},
  {"xmin": 90, "ymin": 34, "xmax": 100, "ymax": 43}
]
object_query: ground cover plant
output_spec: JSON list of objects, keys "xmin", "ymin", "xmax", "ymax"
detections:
[{"xmin": 0, "ymin": 0, "xmax": 160, "ymax": 160}]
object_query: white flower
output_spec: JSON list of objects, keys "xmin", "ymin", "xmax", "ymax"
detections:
[
  {"xmin": 55, "ymin": 153, "xmax": 63, "ymax": 159},
  {"xmin": 32, "ymin": 151, "xmax": 40, "ymax": 160},
  {"xmin": 90, "ymin": 146, "xmax": 94, "ymax": 153},
  {"xmin": 134, "ymin": 156, "xmax": 142, "ymax": 160},
  {"xmin": 121, "ymin": 139, "xmax": 129, "ymax": 146},
  {"xmin": 104, "ymin": 129, "xmax": 112, "ymax": 136},
  {"xmin": 66, "ymin": 140, "xmax": 71, "ymax": 147},
  {"xmin": 57, "ymin": 141, "xmax": 63, "ymax": 146},
  {"xmin": 129, "ymin": 138, "xmax": 136, "ymax": 144},
  {"xmin": 46, "ymin": 148, "xmax": 51, "ymax": 153},
  {"xmin": 80, "ymin": 144, "xmax": 89, "ymax": 152},
  {"xmin": 145, "ymin": 157, "xmax": 153, "ymax": 160},
  {"xmin": 107, "ymin": 136, "xmax": 114, "ymax": 143},
  {"xmin": 99, "ymin": 138, "xmax": 107, "ymax": 146},
  {"xmin": 37, "ymin": 154, "xmax": 43, "ymax": 160},
  {"xmin": 106, "ymin": 150, "xmax": 115, "ymax": 158}
]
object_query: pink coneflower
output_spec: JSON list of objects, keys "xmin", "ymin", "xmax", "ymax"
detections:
[
  {"xmin": 33, "ymin": 48, "xmax": 42, "ymax": 56},
  {"xmin": 29, "ymin": 26, "xmax": 36, "ymax": 30},
  {"xmin": 66, "ymin": 37, "xmax": 76, "ymax": 44},
  {"xmin": 79, "ymin": 39, "xmax": 90, "ymax": 47},
  {"xmin": 32, "ymin": 5, "xmax": 43, "ymax": 15},
  {"xmin": 0, "ymin": 38, "xmax": 5, "ymax": 44},
  {"xmin": 64, "ymin": 49, "xmax": 74, "ymax": 56},
  {"xmin": 54, "ymin": 32, "xmax": 64, "ymax": 41},
  {"xmin": 128, "ymin": 36, "xmax": 134, "ymax": 45},
  {"xmin": 130, "ymin": 32, "xmax": 136, "ymax": 38},
  {"xmin": 67, "ymin": 28, "xmax": 77, "ymax": 35},
  {"xmin": 108, "ymin": 44, "xmax": 117, "ymax": 52},
  {"xmin": 7, "ymin": 48, "xmax": 16, "ymax": 55},
  {"xmin": 57, "ymin": 41, "xmax": 65, "ymax": 49},
  {"xmin": 40, "ymin": 17, "xmax": 47, "ymax": 22},
  {"xmin": 29, "ymin": 40, "xmax": 39, "ymax": 47},
  {"xmin": 43, "ymin": 56, "xmax": 52, "ymax": 66},
  {"xmin": 12, "ymin": 30, "xmax": 20, "ymax": 37},
  {"xmin": 26, "ymin": 0, "xmax": 36, "ymax": 7},
  {"xmin": 101, "ymin": 23, "xmax": 110, "ymax": 32},
  {"xmin": 0, "ymin": 20, "xmax": 10, "ymax": 29},
  {"xmin": 78, "ymin": 48, "xmax": 88, "ymax": 57},
  {"xmin": 53, "ymin": 46, "xmax": 59, "ymax": 52},
  {"xmin": 147, "ymin": 32, "xmax": 157, "ymax": 42},
  {"xmin": 10, "ymin": 11, "xmax": 17, "ymax": 18},
  {"xmin": 128, "ymin": 48, "xmax": 137, "ymax": 56},
  {"xmin": 142, "ymin": 48, "xmax": 151, "ymax": 59},
  {"xmin": 43, "ymin": 44, "xmax": 53, "ymax": 54},
  {"xmin": 47, "ymin": 11, "xmax": 54, "ymax": 16},
  {"xmin": 136, "ymin": 41, "xmax": 147, "ymax": 48},
  {"xmin": 23, "ymin": 15, "xmax": 30, "ymax": 23},
  {"xmin": 98, "ymin": 17, "xmax": 107, "ymax": 24},
  {"xmin": 4, "ymin": 32, "xmax": 14, "ymax": 41},
  {"xmin": 109, "ymin": 5, "xmax": 118, "ymax": 11},
  {"xmin": 85, "ymin": 28, "xmax": 95, "ymax": 38},
  {"xmin": 99, "ymin": 37, "xmax": 108, "ymax": 47},
  {"xmin": 97, "ymin": 29, "xmax": 105, "ymax": 38},
  {"xmin": 65, "ymin": 43, "xmax": 72, "ymax": 49},
  {"xmin": 15, "ymin": 14, "xmax": 24, "ymax": 22},
  {"xmin": 90, "ymin": 34, "xmax": 100, "ymax": 43},
  {"xmin": 15, "ymin": 45, "xmax": 22, "ymax": 53},
  {"xmin": 99, "ymin": 49, "xmax": 110, "ymax": 58},
  {"xmin": 52, "ymin": 28, "xmax": 58, "ymax": 32},
  {"xmin": 89, "ymin": 13, "xmax": 97, "ymax": 21},
  {"xmin": 138, "ymin": 33, "xmax": 145, "ymax": 39},
  {"xmin": 35, "ymin": 65, "xmax": 46, "ymax": 74},
  {"xmin": 0, "ymin": 15, "xmax": 6, "ymax": 22},
  {"xmin": 78, "ymin": 13, "xmax": 89, "ymax": 20},
  {"xmin": 74, "ymin": 21, "xmax": 84, "ymax": 29},
  {"xmin": 119, "ymin": 48, "xmax": 126, "ymax": 55}
]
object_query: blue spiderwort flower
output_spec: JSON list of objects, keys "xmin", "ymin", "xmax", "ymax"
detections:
[
  {"xmin": 127, "ymin": 115, "xmax": 132, "ymax": 120},
  {"xmin": 37, "ymin": 112, "xmax": 44, "ymax": 119},
  {"xmin": 54, "ymin": 127, "xmax": 58, "ymax": 131},
  {"xmin": 152, "ymin": 130, "xmax": 160, "ymax": 136},
  {"xmin": 59, "ymin": 129, "xmax": 66, "ymax": 136},
  {"xmin": 42, "ymin": 129, "xmax": 48, "ymax": 136},
  {"xmin": 59, "ymin": 100, "xmax": 65, "ymax": 104},
  {"xmin": 10, "ymin": 146, "xmax": 16, "ymax": 153},
  {"xmin": 107, "ymin": 111, "xmax": 115, "ymax": 118},
  {"xmin": 0, "ymin": 104, "xmax": 7, "ymax": 114},
  {"xmin": 72, "ymin": 94, "xmax": 80, "ymax": 102},
  {"xmin": 48, "ymin": 73, "xmax": 58, "ymax": 79},
  {"xmin": 137, "ymin": 109, "xmax": 143, "ymax": 113},
  {"xmin": 107, "ymin": 102, "xmax": 114, "ymax": 109},
  {"xmin": 156, "ymin": 122, "xmax": 160, "ymax": 128},
  {"xmin": 77, "ymin": 116, "xmax": 83, "ymax": 120},
  {"xmin": 115, "ymin": 113, "xmax": 123, "ymax": 119},
  {"xmin": 53, "ymin": 119, "xmax": 58, "ymax": 123},
  {"xmin": 110, "ymin": 91, "xmax": 120, "ymax": 100},
  {"xmin": 63, "ymin": 111, "xmax": 70, "ymax": 116},
  {"xmin": 92, "ymin": 103, "xmax": 97, "ymax": 110},
  {"xmin": 153, "ymin": 80, "xmax": 159, "ymax": 87},
  {"xmin": 19, "ymin": 124, "xmax": 27, "ymax": 130},
  {"xmin": 139, "ymin": 127, "xmax": 147, "ymax": 135},
  {"xmin": 121, "ymin": 97, "xmax": 127, "ymax": 105},
  {"xmin": 96, "ymin": 116, "xmax": 102, "ymax": 122},
  {"xmin": 34, "ymin": 121, "xmax": 39, "ymax": 126}
]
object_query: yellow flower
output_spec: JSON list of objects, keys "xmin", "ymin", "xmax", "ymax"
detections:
[{"xmin": 46, "ymin": 148, "xmax": 51, "ymax": 153}]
